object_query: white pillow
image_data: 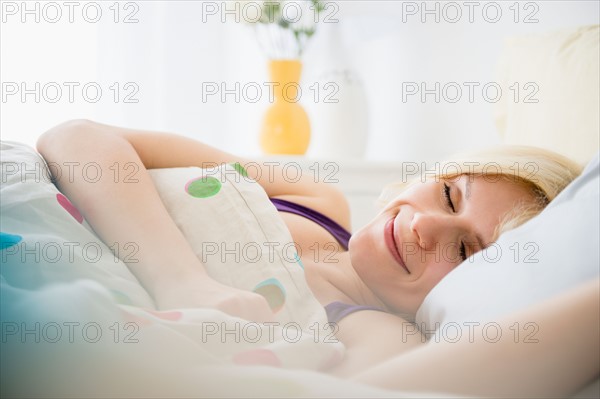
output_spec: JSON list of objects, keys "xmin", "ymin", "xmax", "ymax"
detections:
[{"xmin": 416, "ymin": 152, "xmax": 600, "ymax": 337}]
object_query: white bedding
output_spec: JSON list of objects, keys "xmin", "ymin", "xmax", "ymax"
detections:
[
  {"xmin": 147, "ymin": 164, "xmax": 327, "ymax": 329},
  {"xmin": 2, "ymin": 276, "xmax": 436, "ymax": 398},
  {"xmin": 1, "ymin": 141, "xmax": 364, "ymax": 397},
  {"xmin": 2, "ymin": 140, "xmax": 598, "ymax": 398}
]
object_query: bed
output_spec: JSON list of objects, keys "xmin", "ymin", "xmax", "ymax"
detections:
[{"xmin": 1, "ymin": 25, "xmax": 599, "ymax": 398}]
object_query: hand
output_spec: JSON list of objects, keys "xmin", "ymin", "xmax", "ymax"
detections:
[{"xmin": 153, "ymin": 275, "xmax": 275, "ymax": 323}]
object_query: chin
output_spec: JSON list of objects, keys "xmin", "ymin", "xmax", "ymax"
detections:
[{"xmin": 347, "ymin": 228, "xmax": 371, "ymax": 278}]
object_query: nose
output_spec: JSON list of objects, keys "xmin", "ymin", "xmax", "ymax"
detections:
[{"xmin": 410, "ymin": 211, "xmax": 455, "ymax": 251}]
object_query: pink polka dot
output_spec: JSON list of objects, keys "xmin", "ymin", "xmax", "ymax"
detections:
[
  {"xmin": 120, "ymin": 310, "xmax": 153, "ymax": 327},
  {"xmin": 56, "ymin": 193, "xmax": 83, "ymax": 223},
  {"xmin": 232, "ymin": 349, "xmax": 282, "ymax": 367},
  {"xmin": 146, "ymin": 310, "xmax": 183, "ymax": 322}
]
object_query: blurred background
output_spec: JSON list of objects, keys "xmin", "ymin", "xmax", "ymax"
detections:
[{"xmin": 1, "ymin": 0, "xmax": 599, "ymax": 162}]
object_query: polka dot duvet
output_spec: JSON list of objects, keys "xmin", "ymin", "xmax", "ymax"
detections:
[{"xmin": 0, "ymin": 141, "xmax": 345, "ymax": 397}]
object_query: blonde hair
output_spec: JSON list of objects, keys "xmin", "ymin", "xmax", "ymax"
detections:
[{"xmin": 379, "ymin": 145, "xmax": 583, "ymax": 242}]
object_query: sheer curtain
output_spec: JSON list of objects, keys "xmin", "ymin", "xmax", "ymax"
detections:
[
  {"xmin": 2, "ymin": 1, "xmax": 599, "ymax": 160},
  {"xmin": 94, "ymin": 1, "xmax": 267, "ymax": 156},
  {"xmin": 1, "ymin": 1, "xmax": 99, "ymax": 146},
  {"xmin": 1, "ymin": 1, "xmax": 267, "ymax": 155}
]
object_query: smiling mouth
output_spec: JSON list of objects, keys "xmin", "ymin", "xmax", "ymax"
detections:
[{"xmin": 384, "ymin": 217, "xmax": 410, "ymax": 273}]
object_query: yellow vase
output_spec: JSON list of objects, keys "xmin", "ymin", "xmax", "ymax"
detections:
[{"xmin": 260, "ymin": 60, "xmax": 311, "ymax": 155}]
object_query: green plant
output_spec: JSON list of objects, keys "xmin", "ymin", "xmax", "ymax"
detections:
[{"xmin": 245, "ymin": 0, "xmax": 326, "ymax": 58}]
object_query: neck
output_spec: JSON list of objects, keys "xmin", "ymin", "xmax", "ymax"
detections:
[{"xmin": 305, "ymin": 251, "xmax": 391, "ymax": 311}]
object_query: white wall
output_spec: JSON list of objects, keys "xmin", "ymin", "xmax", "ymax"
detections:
[
  {"xmin": 2, "ymin": 0, "xmax": 598, "ymax": 162},
  {"xmin": 333, "ymin": 1, "xmax": 600, "ymax": 161}
]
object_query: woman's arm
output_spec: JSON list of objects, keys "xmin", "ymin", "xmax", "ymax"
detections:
[
  {"xmin": 72, "ymin": 119, "xmax": 350, "ymax": 228},
  {"xmin": 36, "ymin": 120, "xmax": 285, "ymax": 321},
  {"xmin": 354, "ymin": 278, "xmax": 600, "ymax": 398}
]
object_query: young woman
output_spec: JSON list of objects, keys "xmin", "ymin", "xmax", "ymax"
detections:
[{"xmin": 37, "ymin": 119, "xmax": 587, "ymax": 383}]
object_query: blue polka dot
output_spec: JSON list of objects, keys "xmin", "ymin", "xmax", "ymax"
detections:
[
  {"xmin": 0, "ymin": 232, "xmax": 22, "ymax": 250},
  {"xmin": 253, "ymin": 278, "xmax": 286, "ymax": 312},
  {"xmin": 294, "ymin": 252, "xmax": 304, "ymax": 269}
]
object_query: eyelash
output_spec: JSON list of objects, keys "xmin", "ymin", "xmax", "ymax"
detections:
[
  {"xmin": 459, "ymin": 242, "xmax": 467, "ymax": 261},
  {"xmin": 443, "ymin": 183, "xmax": 467, "ymax": 261},
  {"xmin": 443, "ymin": 183, "xmax": 456, "ymax": 213}
]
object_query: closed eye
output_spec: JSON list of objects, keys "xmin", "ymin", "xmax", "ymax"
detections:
[
  {"xmin": 443, "ymin": 183, "xmax": 456, "ymax": 213},
  {"xmin": 444, "ymin": 183, "xmax": 467, "ymax": 261}
]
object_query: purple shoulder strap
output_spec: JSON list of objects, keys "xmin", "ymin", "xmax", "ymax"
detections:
[{"xmin": 270, "ymin": 198, "xmax": 351, "ymax": 250}]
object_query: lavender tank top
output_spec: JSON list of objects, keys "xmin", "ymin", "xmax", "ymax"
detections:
[
  {"xmin": 324, "ymin": 301, "xmax": 385, "ymax": 324},
  {"xmin": 270, "ymin": 198, "xmax": 351, "ymax": 250}
]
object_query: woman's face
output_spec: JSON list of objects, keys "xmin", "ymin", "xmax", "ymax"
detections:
[{"xmin": 349, "ymin": 174, "xmax": 537, "ymax": 315}]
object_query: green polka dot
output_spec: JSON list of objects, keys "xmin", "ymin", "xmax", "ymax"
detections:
[
  {"xmin": 186, "ymin": 176, "xmax": 221, "ymax": 198},
  {"xmin": 253, "ymin": 278, "xmax": 286, "ymax": 313},
  {"xmin": 0, "ymin": 232, "xmax": 22, "ymax": 250},
  {"xmin": 110, "ymin": 290, "xmax": 134, "ymax": 306},
  {"xmin": 230, "ymin": 162, "xmax": 248, "ymax": 177}
]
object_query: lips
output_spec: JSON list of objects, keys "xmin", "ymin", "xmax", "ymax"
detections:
[{"xmin": 384, "ymin": 217, "xmax": 410, "ymax": 273}]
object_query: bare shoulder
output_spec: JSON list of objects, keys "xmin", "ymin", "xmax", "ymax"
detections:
[{"xmin": 270, "ymin": 185, "xmax": 352, "ymax": 233}]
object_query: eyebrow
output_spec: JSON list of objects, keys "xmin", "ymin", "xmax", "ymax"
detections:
[
  {"xmin": 461, "ymin": 177, "xmax": 484, "ymax": 250},
  {"xmin": 464, "ymin": 177, "xmax": 473, "ymax": 200}
]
